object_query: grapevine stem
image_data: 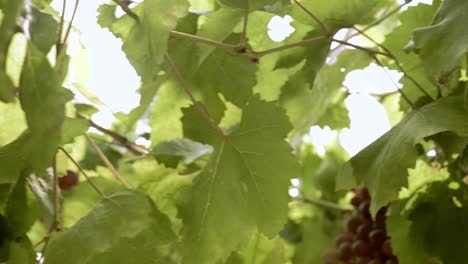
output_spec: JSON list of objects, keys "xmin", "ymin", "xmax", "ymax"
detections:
[
  {"xmin": 164, "ymin": 53, "xmax": 226, "ymax": 139},
  {"xmin": 52, "ymin": 152, "xmax": 60, "ymax": 227},
  {"xmin": 300, "ymin": 196, "xmax": 352, "ymax": 213},
  {"xmin": 56, "ymin": 0, "xmax": 67, "ymax": 55},
  {"xmin": 84, "ymin": 133, "xmax": 130, "ymax": 188},
  {"xmin": 352, "ymin": 26, "xmax": 434, "ymax": 100},
  {"xmin": 254, "ymin": 36, "xmax": 329, "ymax": 57},
  {"xmin": 61, "ymin": 0, "xmax": 81, "ymax": 53},
  {"xmin": 77, "ymin": 114, "xmax": 145, "ymax": 156},
  {"xmin": 293, "ymin": 0, "xmax": 330, "ymax": 36},
  {"xmin": 372, "ymin": 56, "xmax": 416, "ymax": 109},
  {"xmin": 331, "ymin": 38, "xmax": 390, "ymax": 57},
  {"xmin": 113, "ymin": 0, "xmax": 139, "ymax": 22},
  {"xmin": 239, "ymin": 0, "xmax": 250, "ymax": 50},
  {"xmin": 58, "ymin": 147, "xmax": 105, "ymax": 198},
  {"xmin": 170, "ymin": 30, "xmax": 238, "ymax": 51}
]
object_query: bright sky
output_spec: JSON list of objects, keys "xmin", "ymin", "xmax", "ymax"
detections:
[{"xmin": 51, "ymin": 0, "xmax": 433, "ymax": 156}]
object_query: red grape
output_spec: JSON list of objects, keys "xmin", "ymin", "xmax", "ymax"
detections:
[
  {"xmin": 358, "ymin": 201, "xmax": 371, "ymax": 218},
  {"xmin": 322, "ymin": 248, "xmax": 338, "ymax": 264},
  {"xmin": 58, "ymin": 170, "xmax": 79, "ymax": 191},
  {"xmin": 351, "ymin": 240, "xmax": 371, "ymax": 257},
  {"xmin": 337, "ymin": 242, "xmax": 352, "ymax": 261},
  {"xmin": 385, "ymin": 257, "xmax": 398, "ymax": 264},
  {"xmin": 381, "ymin": 239, "xmax": 393, "ymax": 257},
  {"xmin": 368, "ymin": 258, "xmax": 384, "ymax": 264},
  {"xmin": 369, "ymin": 229, "xmax": 387, "ymax": 248},
  {"xmin": 345, "ymin": 214, "xmax": 365, "ymax": 233},
  {"xmin": 335, "ymin": 232, "xmax": 353, "ymax": 247},
  {"xmin": 356, "ymin": 222, "xmax": 372, "ymax": 240}
]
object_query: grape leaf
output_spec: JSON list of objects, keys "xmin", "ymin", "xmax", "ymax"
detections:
[
  {"xmin": 218, "ymin": 0, "xmax": 289, "ymax": 13},
  {"xmin": 19, "ymin": 42, "xmax": 73, "ymax": 173},
  {"xmin": 337, "ymin": 96, "xmax": 468, "ymax": 214},
  {"xmin": 5, "ymin": 174, "xmax": 38, "ymax": 237},
  {"xmin": 44, "ymin": 190, "xmax": 176, "ymax": 264},
  {"xmin": 0, "ymin": 133, "xmax": 30, "ymax": 184},
  {"xmin": 6, "ymin": 237, "xmax": 36, "ymax": 264},
  {"xmin": 195, "ymin": 7, "xmax": 243, "ymax": 62},
  {"xmin": 60, "ymin": 118, "xmax": 89, "ymax": 145},
  {"xmin": 388, "ymin": 181, "xmax": 468, "ymax": 263},
  {"xmin": 382, "ymin": 3, "xmax": 438, "ymax": 109},
  {"xmin": 180, "ymin": 97, "xmax": 300, "ymax": 263},
  {"xmin": 0, "ymin": 71, "xmax": 15, "ymax": 103},
  {"xmin": 289, "ymin": 0, "xmax": 383, "ymax": 30},
  {"xmin": 27, "ymin": 171, "xmax": 58, "ymax": 228},
  {"xmin": 280, "ymin": 48, "xmax": 370, "ymax": 135},
  {"xmin": 412, "ymin": 0, "xmax": 468, "ymax": 86},
  {"xmin": 29, "ymin": 7, "xmax": 58, "ymax": 54},
  {"xmin": 0, "ymin": 101, "xmax": 25, "ymax": 146},
  {"xmin": 151, "ymin": 138, "xmax": 213, "ymax": 168}
]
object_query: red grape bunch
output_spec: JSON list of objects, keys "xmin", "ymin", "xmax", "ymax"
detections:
[
  {"xmin": 58, "ymin": 170, "xmax": 79, "ymax": 191},
  {"xmin": 322, "ymin": 188, "xmax": 398, "ymax": 264}
]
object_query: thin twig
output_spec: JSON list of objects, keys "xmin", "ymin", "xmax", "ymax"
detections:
[
  {"xmin": 239, "ymin": 0, "xmax": 250, "ymax": 50},
  {"xmin": 61, "ymin": 0, "xmax": 80, "ymax": 49},
  {"xmin": 253, "ymin": 36, "xmax": 329, "ymax": 57},
  {"xmin": 56, "ymin": 0, "xmax": 67, "ymax": 55},
  {"xmin": 170, "ymin": 30, "xmax": 238, "ymax": 51},
  {"xmin": 113, "ymin": 0, "xmax": 139, "ymax": 22},
  {"xmin": 352, "ymin": 26, "xmax": 434, "ymax": 100},
  {"xmin": 52, "ymin": 152, "xmax": 60, "ymax": 227},
  {"xmin": 373, "ymin": 56, "xmax": 416, "ymax": 109},
  {"xmin": 300, "ymin": 196, "xmax": 352, "ymax": 213},
  {"xmin": 164, "ymin": 53, "xmax": 226, "ymax": 139},
  {"xmin": 77, "ymin": 114, "xmax": 145, "ymax": 156},
  {"xmin": 293, "ymin": 0, "xmax": 330, "ymax": 35},
  {"xmin": 84, "ymin": 133, "xmax": 130, "ymax": 188},
  {"xmin": 331, "ymin": 38, "xmax": 391, "ymax": 57},
  {"xmin": 58, "ymin": 147, "xmax": 105, "ymax": 198}
]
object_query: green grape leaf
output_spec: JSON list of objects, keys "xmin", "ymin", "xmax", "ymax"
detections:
[
  {"xmin": 0, "ymin": 71, "xmax": 16, "ymax": 103},
  {"xmin": 316, "ymin": 94, "xmax": 350, "ymax": 130},
  {"xmin": 5, "ymin": 174, "xmax": 38, "ymax": 237},
  {"xmin": 388, "ymin": 181, "xmax": 468, "ymax": 263},
  {"xmin": 60, "ymin": 118, "xmax": 89, "ymax": 145},
  {"xmin": 412, "ymin": 0, "xmax": 468, "ymax": 86},
  {"xmin": 29, "ymin": 7, "xmax": 58, "ymax": 54},
  {"xmin": 337, "ymin": 96, "xmax": 468, "ymax": 214},
  {"xmin": 150, "ymin": 80, "xmax": 191, "ymax": 145},
  {"xmin": 0, "ymin": 101, "xmax": 24, "ymax": 147},
  {"xmin": 382, "ymin": 3, "xmax": 438, "ymax": 109},
  {"xmin": 27, "ymin": 171, "xmax": 58, "ymax": 228},
  {"xmin": 195, "ymin": 7, "xmax": 243, "ymax": 61},
  {"xmin": 44, "ymin": 190, "xmax": 176, "ymax": 264},
  {"xmin": 98, "ymin": 1, "xmax": 189, "ymax": 81},
  {"xmin": 0, "ymin": 0, "xmax": 23, "ymax": 70},
  {"xmin": 180, "ymin": 97, "xmax": 300, "ymax": 263},
  {"xmin": 19, "ymin": 42, "xmax": 73, "ymax": 173},
  {"xmin": 0, "ymin": 133, "xmax": 30, "ymax": 184},
  {"xmin": 218, "ymin": 0, "xmax": 289, "ymax": 13},
  {"xmin": 289, "ymin": 0, "xmax": 383, "ymax": 30},
  {"xmin": 6, "ymin": 237, "xmax": 36, "ymax": 264},
  {"xmin": 151, "ymin": 138, "xmax": 213, "ymax": 168},
  {"xmin": 280, "ymin": 48, "xmax": 370, "ymax": 135},
  {"xmin": 74, "ymin": 103, "xmax": 99, "ymax": 118},
  {"xmin": 194, "ymin": 48, "xmax": 257, "ymax": 107}
]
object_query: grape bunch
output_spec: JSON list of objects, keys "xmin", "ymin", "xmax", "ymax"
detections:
[
  {"xmin": 322, "ymin": 188, "xmax": 398, "ymax": 264},
  {"xmin": 58, "ymin": 170, "xmax": 79, "ymax": 191}
]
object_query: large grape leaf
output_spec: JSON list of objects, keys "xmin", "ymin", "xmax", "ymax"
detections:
[
  {"xmin": 98, "ymin": 0, "xmax": 189, "ymax": 82},
  {"xmin": 280, "ymin": 48, "xmax": 370, "ymax": 135},
  {"xmin": 0, "ymin": 101, "xmax": 26, "ymax": 146},
  {"xmin": 179, "ymin": 98, "xmax": 300, "ymax": 263},
  {"xmin": 0, "ymin": 133, "xmax": 30, "ymax": 184},
  {"xmin": 289, "ymin": 0, "xmax": 384, "ymax": 30},
  {"xmin": 218, "ymin": 0, "xmax": 289, "ymax": 12},
  {"xmin": 382, "ymin": 3, "xmax": 438, "ymax": 109},
  {"xmin": 337, "ymin": 96, "xmax": 468, "ymax": 214},
  {"xmin": 412, "ymin": 0, "xmax": 468, "ymax": 86},
  {"xmin": 44, "ymin": 190, "xmax": 176, "ymax": 264},
  {"xmin": 19, "ymin": 42, "xmax": 73, "ymax": 173},
  {"xmin": 388, "ymin": 180, "xmax": 468, "ymax": 263},
  {"xmin": 0, "ymin": 0, "xmax": 24, "ymax": 103},
  {"xmin": 29, "ymin": 7, "xmax": 58, "ymax": 54},
  {"xmin": 151, "ymin": 138, "xmax": 213, "ymax": 168}
]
